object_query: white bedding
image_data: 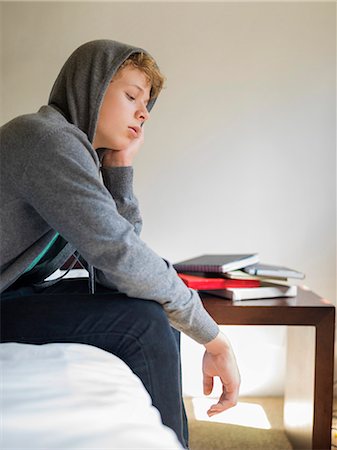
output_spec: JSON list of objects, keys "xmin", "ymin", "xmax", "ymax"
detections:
[{"xmin": 0, "ymin": 342, "xmax": 183, "ymax": 449}]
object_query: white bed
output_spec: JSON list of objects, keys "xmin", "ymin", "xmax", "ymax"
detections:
[{"xmin": 0, "ymin": 342, "xmax": 183, "ymax": 449}]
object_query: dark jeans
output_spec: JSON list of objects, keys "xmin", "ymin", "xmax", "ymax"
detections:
[{"xmin": 0, "ymin": 278, "xmax": 189, "ymax": 448}]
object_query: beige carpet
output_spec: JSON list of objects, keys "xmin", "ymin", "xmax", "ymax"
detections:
[{"xmin": 184, "ymin": 396, "xmax": 293, "ymax": 450}]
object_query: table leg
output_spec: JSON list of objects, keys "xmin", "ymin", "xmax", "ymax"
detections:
[
  {"xmin": 312, "ymin": 309, "xmax": 335, "ymax": 449},
  {"xmin": 284, "ymin": 326, "xmax": 315, "ymax": 449},
  {"xmin": 284, "ymin": 309, "xmax": 335, "ymax": 450}
]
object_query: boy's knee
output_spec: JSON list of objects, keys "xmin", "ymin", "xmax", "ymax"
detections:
[
  {"xmin": 94, "ymin": 295, "xmax": 179, "ymax": 356},
  {"xmin": 126, "ymin": 299, "xmax": 178, "ymax": 352},
  {"xmin": 132, "ymin": 299, "xmax": 172, "ymax": 332}
]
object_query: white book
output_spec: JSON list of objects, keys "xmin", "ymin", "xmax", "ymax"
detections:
[
  {"xmin": 223, "ymin": 270, "xmax": 288, "ymax": 282},
  {"xmin": 202, "ymin": 282, "xmax": 297, "ymax": 301}
]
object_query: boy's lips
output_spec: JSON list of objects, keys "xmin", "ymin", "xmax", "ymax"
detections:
[{"xmin": 128, "ymin": 125, "xmax": 141, "ymax": 136}]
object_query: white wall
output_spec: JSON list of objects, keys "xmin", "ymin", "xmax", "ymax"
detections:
[{"xmin": 1, "ymin": 2, "xmax": 336, "ymax": 397}]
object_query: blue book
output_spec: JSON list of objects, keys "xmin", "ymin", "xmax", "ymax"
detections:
[{"xmin": 243, "ymin": 263, "xmax": 305, "ymax": 279}]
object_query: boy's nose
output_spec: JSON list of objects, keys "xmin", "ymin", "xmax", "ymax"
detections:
[{"xmin": 137, "ymin": 106, "xmax": 150, "ymax": 122}]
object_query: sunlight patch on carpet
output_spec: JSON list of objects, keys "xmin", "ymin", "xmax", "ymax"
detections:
[{"xmin": 191, "ymin": 398, "xmax": 272, "ymax": 430}]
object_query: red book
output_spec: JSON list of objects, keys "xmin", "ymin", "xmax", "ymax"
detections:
[{"xmin": 178, "ymin": 273, "xmax": 261, "ymax": 290}]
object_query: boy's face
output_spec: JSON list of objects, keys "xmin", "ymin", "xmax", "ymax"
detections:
[{"xmin": 93, "ymin": 66, "xmax": 151, "ymax": 150}]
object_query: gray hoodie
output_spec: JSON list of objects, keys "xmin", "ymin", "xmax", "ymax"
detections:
[{"xmin": 0, "ymin": 39, "xmax": 219, "ymax": 344}]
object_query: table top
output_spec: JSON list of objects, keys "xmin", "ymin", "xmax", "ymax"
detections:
[
  {"xmin": 200, "ymin": 287, "xmax": 335, "ymax": 326},
  {"xmin": 200, "ymin": 286, "xmax": 334, "ymax": 308}
]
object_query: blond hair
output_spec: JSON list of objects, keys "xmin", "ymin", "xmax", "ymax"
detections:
[{"xmin": 116, "ymin": 52, "xmax": 166, "ymax": 101}]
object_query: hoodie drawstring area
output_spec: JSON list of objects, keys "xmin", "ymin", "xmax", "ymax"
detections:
[
  {"xmin": 33, "ymin": 253, "xmax": 96, "ymax": 294},
  {"xmin": 88, "ymin": 264, "xmax": 96, "ymax": 294}
]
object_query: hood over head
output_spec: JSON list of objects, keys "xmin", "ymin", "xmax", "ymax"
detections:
[{"xmin": 48, "ymin": 39, "xmax": 159, "ymax": 143}]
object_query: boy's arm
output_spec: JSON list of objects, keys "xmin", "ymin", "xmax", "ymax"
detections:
[
  {"xmin": 18, "ymin": 128, "xmax": 219, "ymax": 344},
  {"xmin": 18, "ymin": 129, "xmax": 240, "ymax": 415},
  {"xmin": 96, "ymin": 166, "xmax": 141, "ymax": 290},
  {"xmin": 100, "ymin": 166, "xmax": 142, "ymax": 236}
]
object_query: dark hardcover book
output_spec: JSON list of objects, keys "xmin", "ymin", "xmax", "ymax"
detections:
[{"xmin": 173, "ymin": 254, "xmax": 259, "ymax": 274}]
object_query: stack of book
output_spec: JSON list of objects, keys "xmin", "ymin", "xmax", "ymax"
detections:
[{"xmin": 173, "ymin": 254, "xmax": 305, "ymax": 301}]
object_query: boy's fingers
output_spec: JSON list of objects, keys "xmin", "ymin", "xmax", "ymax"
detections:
[
  {"xmin": 207, "ymin": 385, "xmax": 239, "ymax": 416},
  {"xmin": 207, "ymin": 399, "xmax": 237, "ymax": 416},
  {"xmin": 203, "ymin": 374, "xmax": 214, "ymax": 395}
]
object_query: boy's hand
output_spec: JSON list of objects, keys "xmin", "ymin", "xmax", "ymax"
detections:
[
  {"xmin": 203, "ymin": 331, "xmax": 241, "ymax": 417},
  {"xmin": 102, "ymin": 127, "xmax": 144, "ymax": 167}
]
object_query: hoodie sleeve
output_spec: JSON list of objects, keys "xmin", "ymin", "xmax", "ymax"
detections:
[
  {"xmin": 19, "ymin": 128, "xmax": 220, "ymax": 345},
  {"xmin": 100, "ymin": 166, "xmax": 142, "ymax": 236}
]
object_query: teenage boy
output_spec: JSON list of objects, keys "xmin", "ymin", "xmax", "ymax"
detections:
[{"xmin": 0, "ymin": 40, "xmax": 240, "ymax": 448}]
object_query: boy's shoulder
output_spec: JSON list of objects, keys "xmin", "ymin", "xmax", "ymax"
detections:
[
  {"xmin": 1, "ymin": 105, "xmax": 98, "ymax": 170},
  {"xmin": 1, "ymin": 105, "xmax": 84, "ymax": 143}
]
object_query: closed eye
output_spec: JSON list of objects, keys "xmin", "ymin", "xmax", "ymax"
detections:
[
  {"xmin": 126, "ymin": 92, "xmax": 149, "ymax": 110},
  {"xmin": 126, "ymin": 93, "xmax": 135, "ymax": 101}
]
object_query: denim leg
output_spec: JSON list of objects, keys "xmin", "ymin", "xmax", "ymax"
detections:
[
  {"xmin": 171, "ymin": 328, "xmax": 189, "ymax": 448},
  {"xmin": 0, "ymin": 279, "xmax": 189, "ymax": 448}
]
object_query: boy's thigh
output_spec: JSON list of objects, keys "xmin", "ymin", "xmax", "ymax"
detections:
[{"xmin": 0, "ymin": 279, "xmax": 173, "ymax": 347}]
